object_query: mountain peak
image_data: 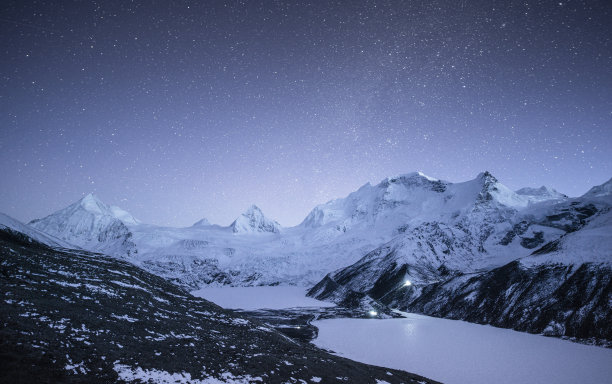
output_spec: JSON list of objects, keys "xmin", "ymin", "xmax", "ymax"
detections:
[
  {"xmin": 416, "ymin": 171, "xmax": 438, "ymax": 181},
  {"xmin": 231, "ymin": 205, "xmax": 280, "ymax": 234},
  {"xmin": 476, "ymin": 171, "xmax": 498, "ymax": 184},
  {"xmin": 30, "ymin": 194, "xmax": 139, "ymax": 229},
  {"xmin": 470, "ymin": 171, "xmax": 531, "ymax": 208},
  {"xmin": 78, "ymin": 193, "xmax": 107, "ymax": 214},
  {"xmin": 245, "ymin": 204, "xmax": 263, "ymax": 215},
  {"xmin": 384, "ymin": 171, "xmax": 439, "ymax": 184}
]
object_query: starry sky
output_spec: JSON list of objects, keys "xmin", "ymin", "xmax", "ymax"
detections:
[{"xmin": 1, "ymin": 0, "xmax": 611, "ymax": 227}]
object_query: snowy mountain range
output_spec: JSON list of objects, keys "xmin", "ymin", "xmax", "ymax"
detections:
[{"xmin": 7, "ymin": 171, "xmax": 612, "ymax": 343}]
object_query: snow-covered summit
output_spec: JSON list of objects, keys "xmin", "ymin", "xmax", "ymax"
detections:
[
  {"xmin": 516, "ymin": 186, "xmax": 568, "ymax": 204},
  {"xmin": 230, "ymin": 205, "xmax": 280, "ymax": 234},
  {"xmin": 75, "ymin": 193, "xmax": 140, "ymax": 225},
  {"xmin": 471, "ymin": 171, "xmax": 530, "ymax": 208},
  {"xmin": 300, "ymin": 172, "xmax": 449, "ymax": 229},
  {"xmin": 300, "ymin": 171, "xmax": 531, "ymax": 231},
  {"xmin": 28, "ymin": 194, "xmax": 137, "ymax": 256}
]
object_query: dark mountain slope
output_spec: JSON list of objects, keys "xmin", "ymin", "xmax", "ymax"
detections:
[{"xmin": 390, "ymin": 261, "xmax": 612, "ymax": 346}]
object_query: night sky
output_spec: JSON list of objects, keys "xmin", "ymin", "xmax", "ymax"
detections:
[{"xmin": 1, "ymin": 0, "xmax": 611, "ymax": 227}]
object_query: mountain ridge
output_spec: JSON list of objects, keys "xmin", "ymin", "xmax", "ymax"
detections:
[{"xmin": 7, "ymin": 171, "xmax": 612, "ymax": 344}]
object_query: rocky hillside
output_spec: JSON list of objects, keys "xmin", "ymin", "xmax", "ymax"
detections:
[{"xmin": 0, "ymin": 224, "xmax": 437, "ymax": 384}]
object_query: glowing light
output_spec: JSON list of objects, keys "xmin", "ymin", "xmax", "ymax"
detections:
[
  {"xmin": 404, "ymin": 280, "xmax": 412, "ymax": 287},
  {"xmin": 368, "ymin": 310, "xmax": 378, "ymax": 316}
]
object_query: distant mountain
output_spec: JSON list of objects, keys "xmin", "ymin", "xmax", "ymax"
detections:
[
  {"xmin": 516, "ymin": 185, "xmax": 568, "ymax": 204},
  {"xmin": 0, "ymin": 218, "xmax": 434, "ymax": 383},
  {"xmin": 28, "ymin": 194, "xmax": 138, "ymax": 257},
  {"xmin": 230, "ymin": 205, "xmax": 280, "ymax": 234}
]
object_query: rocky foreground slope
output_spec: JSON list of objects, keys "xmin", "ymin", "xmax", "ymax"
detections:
[{"xmin": 0, "ymin": 224, "xmax": 436, "ymax": 384}]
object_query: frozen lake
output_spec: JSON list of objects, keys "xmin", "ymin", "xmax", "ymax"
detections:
[
  {"xmin": 191, "ymin": 286, "xmax": 335, "ymax": 310},
  {"xmin": 192, "ymin": 286, "xmax": 612, "ymax": 384},
  {"xmin": 313, "ymin": 313, "xmax": 612, "ymax": 384}
]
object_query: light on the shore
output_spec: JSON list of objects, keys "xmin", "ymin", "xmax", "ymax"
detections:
[
  {"xmin": 404, "ymin": 280, "xmax": 412, "ymax": 287},
  {"xmin": 369, "ymin": 310, "xmax": 378, "ymax": 316}
]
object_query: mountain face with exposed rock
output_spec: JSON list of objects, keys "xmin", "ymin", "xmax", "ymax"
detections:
[
  {"xmin": 308, "ymin": 177, "xmax": 612, "ymax": 345},
  {"xmin": 0, "ymin": 218, "xmax": 437, "ymax": 384}
]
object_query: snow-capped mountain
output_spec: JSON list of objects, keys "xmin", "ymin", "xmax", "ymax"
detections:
[
  {"xmin": 25, "ymin": 172, "xmax": 611, "ymax": 290},
  {"xmin": 516, "ymin": 185, "xmax": 568, "ymax": 204},
  {"xmin": 300, "ymin": 171, "xmax": 528, "ymax": 232},
  {"xmin": 28, "ymin": 193, "xmax": 138, "ymax": 257},
  {"xmin": 230, "ymin": 205, "xmax": 280, "ymax": 234},
  {"xmin": 308, "ymin": 177, "xmax": 612, "ymax": 345}
]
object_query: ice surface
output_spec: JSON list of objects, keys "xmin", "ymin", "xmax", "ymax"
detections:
[
  {"xmin": 191, "ymin": 286, "xmax": 335, "ymax": 310},
  {"xmin": 312, "ymin": 314, "xmax": 612, "ymax": 384}
]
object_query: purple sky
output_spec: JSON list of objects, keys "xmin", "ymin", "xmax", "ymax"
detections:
[{"xmin": 1, "ymin": 0, "xmax": 611, "ymax": 227}]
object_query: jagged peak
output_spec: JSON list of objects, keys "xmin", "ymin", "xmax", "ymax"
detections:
[
  {"xmin": 231, "ymin": 205, "xmax": 280, "ymax": 234},
  {"xmin": 79, "ymin": 193, "xmax": 106, "ymax": 213},
  {"xmin": 476, "ymin": 171, "xmax": 498, "ymax": 184}
]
